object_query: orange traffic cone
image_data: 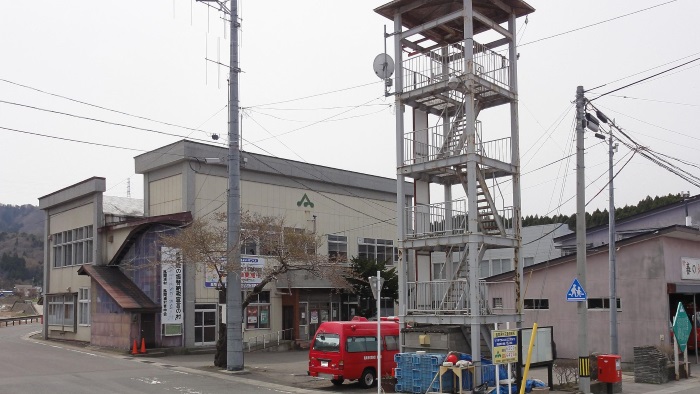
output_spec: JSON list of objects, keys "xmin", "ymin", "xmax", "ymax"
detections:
[
  {"xmin": 140, "ymin": 338, "xmax": 147, "ymax": 354},
  {"xmin": 132, "ymin": 339, "xmax": 139, "ymax": 355}
]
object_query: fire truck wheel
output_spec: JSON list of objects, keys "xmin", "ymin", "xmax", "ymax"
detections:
[{"xmin": 360, "ymin": 368, "xmax": 376, "ymax": 388}]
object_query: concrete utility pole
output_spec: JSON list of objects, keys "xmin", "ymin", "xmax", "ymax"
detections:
[
  {"xmin": 225, "ymin": 0, "xmax": 243, "ymax": 371},
  {"xmin": 608, "ymin": 129, "xmax": 618, "ymax": 355},
  {"xmin": 575, "ymin": 86, "xmax": 590, "ymax": 393}
]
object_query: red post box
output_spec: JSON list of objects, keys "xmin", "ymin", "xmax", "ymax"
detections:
[{"xmin": 597, "ymin": 354, "xmax": 622, "ymax": 383}]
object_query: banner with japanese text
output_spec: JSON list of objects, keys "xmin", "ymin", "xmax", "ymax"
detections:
[{"xmin": 161, "ymin": 247, "xmax": 183, "ymax": 324}]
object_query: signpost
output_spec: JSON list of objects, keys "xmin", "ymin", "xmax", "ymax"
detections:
[
  {"xmin": 672, "ymin": 302, "xmax": 692, "ymax": 379},
  {"xmin": 493, "ymin": 330, "xmax": 519, "ymax": 364},
  {"xmin": 673, "ymin": 302, "xmax": 692, "ymax": 352},
  {"xmin": 369, "ymin": 272, "xmax": 385, "ymax": 394}
]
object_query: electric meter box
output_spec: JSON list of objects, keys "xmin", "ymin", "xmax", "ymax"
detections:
[{"xmin": 597, "ymin": 354, "xmax": 622, "ymax": 383}]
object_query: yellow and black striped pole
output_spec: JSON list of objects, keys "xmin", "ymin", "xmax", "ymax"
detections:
[{"xmin": 579, "ymin": 356, "xmax": 591, "ymax": 378}]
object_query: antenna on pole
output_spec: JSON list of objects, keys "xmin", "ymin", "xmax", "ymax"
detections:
[{"xmin": 373, "ymin": 25, "xmax": 395, "ymax": 97}]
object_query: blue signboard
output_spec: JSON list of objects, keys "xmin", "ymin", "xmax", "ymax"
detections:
[{"xmin": 566, "ymin": 278, "xmax": 587, "ymax": 302}]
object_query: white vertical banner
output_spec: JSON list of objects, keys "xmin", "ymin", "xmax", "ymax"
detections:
[{"xmin": 161, "ymin": 247, "xmax": 183, "ymax": 324}]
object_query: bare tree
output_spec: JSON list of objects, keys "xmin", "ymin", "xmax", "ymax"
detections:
[{"xmin": 159, "ymin": 211, "xmax": 352, "ymax": 366}]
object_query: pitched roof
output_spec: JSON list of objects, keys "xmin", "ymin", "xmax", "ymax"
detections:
[
  {"xmin": 78, "ymin": 265, "xmax": 159, "ymax": 312},
  {"xmin": 103, "ymin": 195, "xmax": 144, "ymax": 217}
]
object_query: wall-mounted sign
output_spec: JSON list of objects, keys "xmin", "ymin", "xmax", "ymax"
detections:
[
  {"xmin": 297, "ymin": 193, "xmax": 314, "ymax": 208},
  {"xmin": 681, "ymin": 257, "xmax": 700, "ymax": 280},
  {"xmin": 161, "ymin": 247, "xmax": 183, "ymax": 324},
  {"xmin": 205, "ymin": 257, "xmax": 266, "ymax": 289}
]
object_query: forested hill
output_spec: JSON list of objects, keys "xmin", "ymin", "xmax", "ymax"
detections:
[
  {"xmin": 522, "ymin": 193, "xmax": 686, "ymax": 230},
  {"xmin": 0, "ymin": 204, "xmax": 43, "ymax": 235},
  {"xmin": 0, "ymin": 204, "xmax": 44, "ymax": 289}
]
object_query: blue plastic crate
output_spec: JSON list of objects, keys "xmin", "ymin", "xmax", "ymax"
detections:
[
  {"xmin": 394, "ymin": 368, "xmax": 402, "ymax": 379},
  {"xmin": 412, "ymin": 386, "xmax": 423, "ymax": 394},
  {"xmin": 394, "ymin": 383, "xmax": 404, "ymax": 392},
  {"xmin": 411, "ymin": 354, "xmax": 422, "ymax": 365},
  {"xmin": 461, "ymin": 370, "xmax": 474, "ymax": 390}
]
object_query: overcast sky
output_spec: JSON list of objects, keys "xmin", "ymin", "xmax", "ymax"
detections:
[{"xmin": 1, "ymin": 0, "xmax": 698, "ymax": 219}]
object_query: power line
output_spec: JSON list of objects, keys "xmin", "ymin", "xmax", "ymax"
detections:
[
  {"xmin": 246, "ymin": 105, "xmax": 391, "ymax": 123},
  {"xmin": 0, "ymin": 125, "xmax": 145, "ymax": 152},
  {"xmin": 250, "ymin": 103, "xmax": 392, "ymax": 111},
  {"xmin": 244, "ymin": 81, "xmax": 381, "ymax": 109},
  {"xmin": 518, "ymin": 0, "xmax": 679, "ymax": 48},
  {"xmin": 588, "ymin": 57, "xmax": 700, "ymax": 101},
  {"xmin": 0, "ymin": 78, "xmax": 221, "ymax": 138},
  {"xmin": 0, "ymin": 99, "xmax": 222, "ymax": 146},
  {"xmin": 585, "ymin": 52, "xmax": 700, "ymax": 92},
  {"xmin": 250, "ymin": 96, "xmax": 385, "ymax": 144},
  {"xmin": 595, "ymin": 104, "xmax": 700, "ymax": 143},
  {"xmin": 607, "ymin": 94, "xmax": 700, "ymax": 108}
]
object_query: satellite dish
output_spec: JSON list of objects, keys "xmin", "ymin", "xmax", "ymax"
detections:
[{"xmin": 373, "ymin": 53, "xmax": 394, "ymax": 80}]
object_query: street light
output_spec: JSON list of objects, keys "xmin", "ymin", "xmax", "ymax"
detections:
[{"xmin": 369, "ymin": 271, "xmax": 385, "ymax": 393}]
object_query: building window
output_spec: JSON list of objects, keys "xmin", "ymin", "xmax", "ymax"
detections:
[
  {"xmin": 327, "ymin": 235, "xmax": 347, "ymax": 262},
  {"xmin": 240, "ymin": 238, "xmax": 257, "ymax": 256},
  {"xmin": 492, "ymin": 298, "xmax": 503, "ymax": 309},
  {"xmin": 194, "ymin": 304, "xmax": 217, "ymax": 345},
  {"xmin": 52, "ymin": 225, "xmax": 93, "ymax": 268},
  {"xmin": 524, "ymin": 299, "xmax": 549, "ymax": 310},
  {"xmin": 47, "ymin": 294, "xmax": 76, "ymax": 328},
  {"xmin": 245, "ymin": 291, "xmax": 270, "ymax": 329},
  {"xmin": 587, "ymin": 298, "xmax": 621, "ymax": 310},
  {"xmin": 78, "ymin": 288, "xmax": 90, "ymax": 325},
  {"xmin": 358, "ymin": 238, "xmax": 397, "ymax": 264},
  {"xmin": 492, "ymin": 259, "xmax": 511, "ymax": 275},
  {"xmin": 479, "ymin": 260, "xmax": 490, "ymax": 278}
]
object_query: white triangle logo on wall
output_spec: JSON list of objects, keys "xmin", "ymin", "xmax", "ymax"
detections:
[{"xmin": 566, "ymin": 278, "xmax": 587, "ymax": 302}]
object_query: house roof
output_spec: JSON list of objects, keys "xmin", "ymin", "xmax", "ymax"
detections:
[
  {"xmin": 78, "ymin": 265, "xmax": 159, "ymax": 312},
  {"xmin": 554, "ymin": 194, "xmax": 700, "ymax": 243},
  {"xmin": 489, "ymin": 224, "xmax": 700, "ymax": 281},
  {"xmin": 103, "ymin": 195, "xmax": 144, "ymax": 217},
  {"xmin": 103, "ymin": 211, "xmax": 192, "ymax": 266}
]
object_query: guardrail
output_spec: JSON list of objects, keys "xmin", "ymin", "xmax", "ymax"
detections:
[
  {"xmin": 245, "ymin": 328, "xmax": 294, "ymax": 351},
  {"xmin": 0, "ymin": 315, "xmax": 42, "ymax": 327}
]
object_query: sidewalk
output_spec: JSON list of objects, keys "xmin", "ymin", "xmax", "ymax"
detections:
[{"xmin": 152, "ymin": 349, "xmax": 699, "ymax": 394}]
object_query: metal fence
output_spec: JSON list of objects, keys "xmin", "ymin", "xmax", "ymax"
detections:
[
  {"xmin": 0, "ymin": 315, "xmax": 42, "ymax": 327},
  {"xmin": 402, "ymin": 41, "xmax": 511, "ymax": 91},
  {"xmin": 245, "ymin": 327, "xmax": 294, "ymax": 351},
  {"xmin": 403, "ymin": 123, "xmax": 511, "ymax": 166},
  {"xmin": 406, "ymin": 281, "xmax": 516, "ymax": 315}
]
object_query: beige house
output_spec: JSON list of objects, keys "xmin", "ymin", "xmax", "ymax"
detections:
[{"xmin": 39, "ymin": 140, "xmax": 411, "ymax": 350}]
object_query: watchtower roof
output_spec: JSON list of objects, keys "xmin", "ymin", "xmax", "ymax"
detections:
[{"xmin": 375, "ymin": 0, "xmax": 535, "ymax": 47}]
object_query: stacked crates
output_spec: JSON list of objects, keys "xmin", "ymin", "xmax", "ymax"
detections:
[{"xmin": 394, "ymin": 352, "xmax": 451, "ymax": 393}]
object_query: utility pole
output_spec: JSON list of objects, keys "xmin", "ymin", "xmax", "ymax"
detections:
[
  {"xmin": 608, "ymin": 127, "xmax": 618, "ymax": 355},
  {"xmin": 575, "ymin": 86, "xmax": 590, "ymax": 393},
  {"xmin": 225, "ymin": 0, "xmax": 243, "ymax": 371},
  {"xmin": 196, "ymin": 0, "xmax": 242, "ymax": 371}
]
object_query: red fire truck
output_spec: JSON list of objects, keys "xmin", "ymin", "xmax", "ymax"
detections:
[{"xmin": 308, "ymin": 317, "xmax": 399, "ymax": 388}]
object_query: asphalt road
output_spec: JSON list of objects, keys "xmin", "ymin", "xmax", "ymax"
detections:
[
  {"xmin": 4, "ymin": 323, "xmax": 699, "ymax": 394},
  {"xmin": 0, "ymin": 323, "xmax": 319, "ymax": 394}
]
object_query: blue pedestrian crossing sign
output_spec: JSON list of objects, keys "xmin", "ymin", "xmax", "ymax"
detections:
[{"xmin": 566, "ymin": 278, "xmax": 587, "ymax": 302}]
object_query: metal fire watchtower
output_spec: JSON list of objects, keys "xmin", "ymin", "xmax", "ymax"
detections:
[{"xmin": 375, "ymin": 0, "xmax": 534, "ymax": 378}]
